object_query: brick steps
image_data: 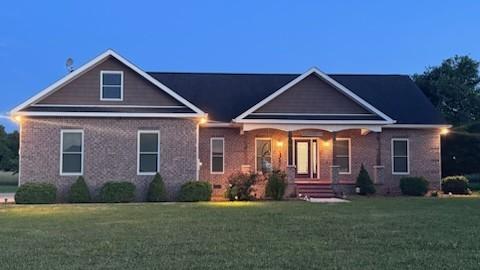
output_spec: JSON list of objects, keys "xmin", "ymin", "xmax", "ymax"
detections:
[{"xmin": 296, "ymin": 182, "xmax": 335, "ymax": 198}]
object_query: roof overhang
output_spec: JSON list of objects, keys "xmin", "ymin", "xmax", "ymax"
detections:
[
  {"xmin": 13, "ymin": 111, "xmax": 203, "ymax": 118},
  {"xmin": 242, "ymin": 122, "xmax": 384, "ymax": 132},
  {"xmin": 9, "ymin": 49, "xmax": 206, "ymax": 117}
]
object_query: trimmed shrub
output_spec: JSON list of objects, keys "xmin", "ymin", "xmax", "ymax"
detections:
[
  {"xmin": 442, "ymin": 176, "xmax": 470, "ymax": 195},
  {"xmin": 178, "ymin": 181, "xmax": 212, "ymax": 202},
  {"xmin": 67, "ymin": 176, "xmax": 91, "ymax": 203},
  {"xmin": 400, "ymin": 177, "xmax": 429, "ymax": 196},
  {"xmin": 225, "ymin": 172, "xmax": 258, "ymax": 201},
  {"xmin": 265, "ymin": 169, "xmax": 287, "ymax": 200},
  {"xmin": 99, "ymin": 182, "xmax": 136, "ymax": 203},
  {"xmin": 146, "ymin": 173, "xmax": 167, "ymax": 202},
  {"xmin": 355, "ymin": 164, "xmax": 375, "ymax": 195},
  {"xmin": 15, "ymin": 183, "xmax": 57, "ymax": 204}
]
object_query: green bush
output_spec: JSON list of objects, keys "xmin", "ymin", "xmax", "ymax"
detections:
[
  {"xmin": 400, "ymin": 177, "xmax": 429, "ymax": 196},
  {"xmin": 225, "ymin": 172, "xmax": 258, "ymax": 201},
  {"xmin": 146, "ymin": 173, "xmax": 167, "ymax": 202},
  {"xmin": 355, "ymin": 164, "xmax": 375, "ymax": 195},
  {"xmin": 265, "ymin": 169, "xmax": 287, "ymax": 200},
  {"xmin": 67, "ymin": 176, "xmax": 91, "ymax": 203},
  {"xmin": 442, "ymin": 176, "xmax": 469, "ymax": 195},
  {"xmin": 178, "ymin": 181, "xmax": 212, "ymax": 202},
  {"xmin": 99, "ymin": 182, "xmax": 136, "ymax": 203},
  {"xmin": 15, "ymin": 182, "xmax": 57, "ymax": 204}
]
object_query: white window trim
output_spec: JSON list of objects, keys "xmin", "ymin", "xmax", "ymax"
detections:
[
  {"xmin": 391, "ymin": 138, "xmax": 410, "ymax": 175},
  {"xmin": 254, "ymin": 137, "xmax": 272, "ymax": 173},
  {"xmin": 100, "ymin": 70, "xmax": 124, "ymax": 101},
  {"xmin": 210, "ymin": 137, "xmax": 225, "ymax": 174},
  {"xmin": 60, "ymin": 129, "xmax": 84, "ymax": 176},
  {"xmin": 137, "ymin": 130, "xmax": 160, "ymax": 176},
  {"xmin": 336, "ymin": 138, "xmax": 351, "ymax": 175}
]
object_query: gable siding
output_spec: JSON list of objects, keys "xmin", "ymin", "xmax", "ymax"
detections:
[
  {"xmin": 37, "ymin": 56, "xmax": 183, "ymax": 106},
  {"xmin": 254, "ymin": 74, "xmax": 371, "ymax": 114}
]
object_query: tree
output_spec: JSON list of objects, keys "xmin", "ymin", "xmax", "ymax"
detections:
[
  {"xmin": 413, "ymin": 55, "xmax": 480, "ymax": 176},
  {"xmin": 413, "ymin": 55, "xmax": 480, "ymax": 125},
  {"xmin": 355, "ymin": 164, "xmax": 375, "ymax": 195},
  {"xmin": 0, "ymin": 125, "xmax": 19, "ymax": 172}
]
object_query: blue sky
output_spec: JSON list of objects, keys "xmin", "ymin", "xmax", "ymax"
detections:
[{"xmin": 1, "ymin": 0, "xmax": 479, "ymax": 131}]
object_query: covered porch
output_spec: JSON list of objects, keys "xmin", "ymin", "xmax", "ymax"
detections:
[{"xmin": 241, "ymin": 123, "xmax": 386, "ymax": 197}]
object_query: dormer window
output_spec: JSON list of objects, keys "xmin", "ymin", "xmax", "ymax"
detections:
[{"xmin": 100, "ymin": 71, "xmax": 123, "ymax": 101}]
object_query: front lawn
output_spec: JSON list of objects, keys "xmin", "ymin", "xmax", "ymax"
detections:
[{"xmin": 1, "ymin": 198, "xmax": 479, "ymax": 269}]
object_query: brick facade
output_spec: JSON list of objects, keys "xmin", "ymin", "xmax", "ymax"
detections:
[
  {"xmin": 19, "ymin": 117, "xmax": 197, "ymax": 201},
  {"xmin": 199, "ymin": 127, "xmax": 441, "ymax": 197}
]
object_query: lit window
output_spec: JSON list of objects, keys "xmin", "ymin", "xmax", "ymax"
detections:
[
  {"xmin": 138, "ymin": 131, "xmax": 160, "ymax": 175},
  {"xmin": 101, "ymin": 71, "xmax": 123, "ymax": 100},
  {"xmin": 335, "ymin": 138, "xmax": 351, "ymax": 174},
  {"xmin": 256, "ymin": 138, "xmax": 272, "ymax": 173},
  {"xmin": 61, "ymin": 130, "xmax": 83, "ymax": 175},
  {"xmin": 392, "ymin": 139, "xmax": 409, "ymax": 174},
  {"xmin": 210, "ymin": 138, "xmax": 224, "ymax": 174}
]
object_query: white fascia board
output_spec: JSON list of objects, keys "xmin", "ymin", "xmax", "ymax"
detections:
[
  {"xmin": 384, "ymin": 124, "xmax": 452, "ymax": 129},
  {"xmin": 234, "ymin": 119, "xmax": 393, "ymax": 125},
  {"xmin": 233, "ymin": 67, "xmax": 395, "ymax": 123},
  {"xmin": 10, "ymin": 49, "xmax": 206, "ymax": 116},
  {"xmin": 14, "ymin": 111, "xmax": 202, "ymax": 118}
]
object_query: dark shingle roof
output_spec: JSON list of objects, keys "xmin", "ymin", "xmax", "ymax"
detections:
[{"xmin": 148, "ymin": 72, "xmax": 447, "ymax": 125}]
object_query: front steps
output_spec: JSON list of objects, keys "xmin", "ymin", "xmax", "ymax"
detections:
[{"xmin": 295, "ymin": 181, "xmax": 335, "ymax": 198}]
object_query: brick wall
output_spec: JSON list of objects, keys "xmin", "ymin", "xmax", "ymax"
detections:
[
  {"xmin": 199, "ymin": 127, "xmax": 442, "ymax": 196},
  {"xmin": 19, "ymin": 117, "xmax": 197, "ymax": 201}
]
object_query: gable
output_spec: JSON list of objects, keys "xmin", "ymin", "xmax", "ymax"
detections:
[
  {"xmin": 36, "ymin": 56, "xmax": 183, "ymax": 107},
  {"xmin": 254, "ymin": 74, "xmax": 371, "ymax": 115}
]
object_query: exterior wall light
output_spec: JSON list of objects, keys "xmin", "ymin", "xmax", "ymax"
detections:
[
  {"xmin": 323, "ymin": 140, "xmax": 330, "ymax": 147},
  {"xmin": 11, "ymin": 115, "xmax": 22, "ymax": 123},
  {"xmin": 440, "ymin": 128, "xmax": 449, "ymax": 135},
  {"xmin": 199, "ymin": 117, "xmax": 207, "ymax": 124},
  {"xmin": 276, "ymin": 141, "xmax": 284, "ymax": 148}
]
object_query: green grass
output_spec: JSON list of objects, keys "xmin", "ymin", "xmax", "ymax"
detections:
[
  {"xmin": 0, "ymin": 171, "xmax": 18, "ymax": 193},
  {"xmin": 1, "ymin": 198, "xmax": 480, "ymax": 269}
]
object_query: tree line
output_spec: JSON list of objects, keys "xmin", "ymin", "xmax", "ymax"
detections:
[{"xmin": 0, "ymin": 55, "xmax": 479, "ymax": 175}]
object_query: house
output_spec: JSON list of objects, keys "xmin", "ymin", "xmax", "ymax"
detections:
[{"xmin": 10, "ymin": 50, "xmax": 449, "ymax": 200}]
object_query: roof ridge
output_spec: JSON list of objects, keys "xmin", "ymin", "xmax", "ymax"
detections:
[{"xmin": 148, "ymin": 71, "xmax": 409, "ymax": 76}]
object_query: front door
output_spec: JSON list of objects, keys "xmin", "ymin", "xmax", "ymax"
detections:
[
  {"xmin": 294, "ymin": 139, "xmax": 318, "ymax": 179},
  {"xmin": 295, "ymin": 140, "xmax": 311, "ymax": 178}
]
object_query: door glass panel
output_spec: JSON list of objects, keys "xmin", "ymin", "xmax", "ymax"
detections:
[
  {"xmin": 296, "ymin": 142, "xmax": 309, "ymax": 174},
  {"xmin": 312, "ymin": 141, "xmax": 317, "ymax": 175}
]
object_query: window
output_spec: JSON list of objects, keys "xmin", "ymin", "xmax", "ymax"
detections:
[
  {"xmin": 137, "ymin": 131, "xmax": 160, "ymax": 175},
  {"xmin": 100, "ymin": 71, "xmax": 123, "ymax": 100},
  {"xmin": 60, "ymin": 130, "xmax": 83, "ymax": 175},
  {"xmin": 392, "ymin": 138, "xmax": 409, "ymax": 174},
  {"xmin": 210, "ymin": 138, "xmax": 224, "ymax": 174},
  {"xmin": 335, "ymin": 138, "xmax": 351, "ymax": 174},
  {"xmin": 255, "ymin": 138, "xmax": 272, "ymax": 173}
]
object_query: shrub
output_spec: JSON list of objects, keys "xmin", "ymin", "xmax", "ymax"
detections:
[
  {"xmin": 15, "ymin": 182, "xmax": 57, "ymax": 204},
  {"xmin": 355, "ymin": 164, "xmax": 375, "ymax": 195},
  {"xmin": 265, "ymin": 169, "xmax": 287, "ymax": 200},
  {"xmin": 442, "ymin": 176, "xmax": 470, "ymax": 195},
  {"xmin": 178, "ymin": 181, "xmax": 212, "ymax": 202},
  {"xmin": 400, "ymin": 177, "xmax": 429, "ymax": 196},
  {"xmin": 225, "ymin": 172, "xmax": 258, "ymax": 201},
  {"xmin": 146, "ymin": 173, "xmax": 167, "ymax": 202},
  {"xmin": 67, "ymin": 176, "xmax": 91, "ymax": 203},
  {"xmin": 99, "ymin": 182, "xmax": 136, "ymax": 203}
]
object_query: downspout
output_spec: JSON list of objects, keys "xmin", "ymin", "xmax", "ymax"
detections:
[{"xmin": 196, "ymin": 122, "xmax": 200, "ymax": 181}]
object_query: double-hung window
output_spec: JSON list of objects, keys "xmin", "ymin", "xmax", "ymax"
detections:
[
  {"xmin": 100, "ymin": 71, "xmax": 123, "ymax": 101},
  {"xmin": 392, "ymin": 138, "xmax": 409, "ymax": 174},
  {"xmin": 210, "ymin": 138, "xmax": 224, "ymax": 174},
  {"xmin": 335, "ymin": 138, "xmax": 351, "ymax": 174},
  {"xmin": 255, "ymin": 138, "xmax": 272, "ymax": 174},
  {"xmin": 60, "ymin": 130, "xmax": 84, "ymax": 175},
  {"xmin": 137, "ymin": 131, "xmax": 160, "ymax": 175}
]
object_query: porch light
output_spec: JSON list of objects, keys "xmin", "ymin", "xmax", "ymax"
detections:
[
  {"xmin": 323, "ymin": 140, "xmax": 330, "ymax": 147},
  {"xmin": 440, "ymin": 128, "xmax": 449, "ymax": 135},
  {"xmin": 11, "ymin": 115, "xmax": 22, "ymax": 123},
  {"xmin": 276, "ymin": 141, "xmax": 284, "ymax": 148},
  {"xmin": 199, "ymin": 117, "xmax": 208, "ymax": 124}
]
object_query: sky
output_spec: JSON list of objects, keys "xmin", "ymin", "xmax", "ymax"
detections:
[{"xmin": 1, "ymin": 0, "xmax": 479, "ymax": 131}]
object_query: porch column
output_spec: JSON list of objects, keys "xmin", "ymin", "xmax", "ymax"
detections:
[
  {"xmin": 287, "ymin": 131, "xmax": 293, "ymax": 166},
  {"xmin": 330, "ymin": 132, "xmax": 341, "ymax": 195},
  {"xmin": 285, "ymin": 131, "xmax": 296, "ymax": 198}
]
